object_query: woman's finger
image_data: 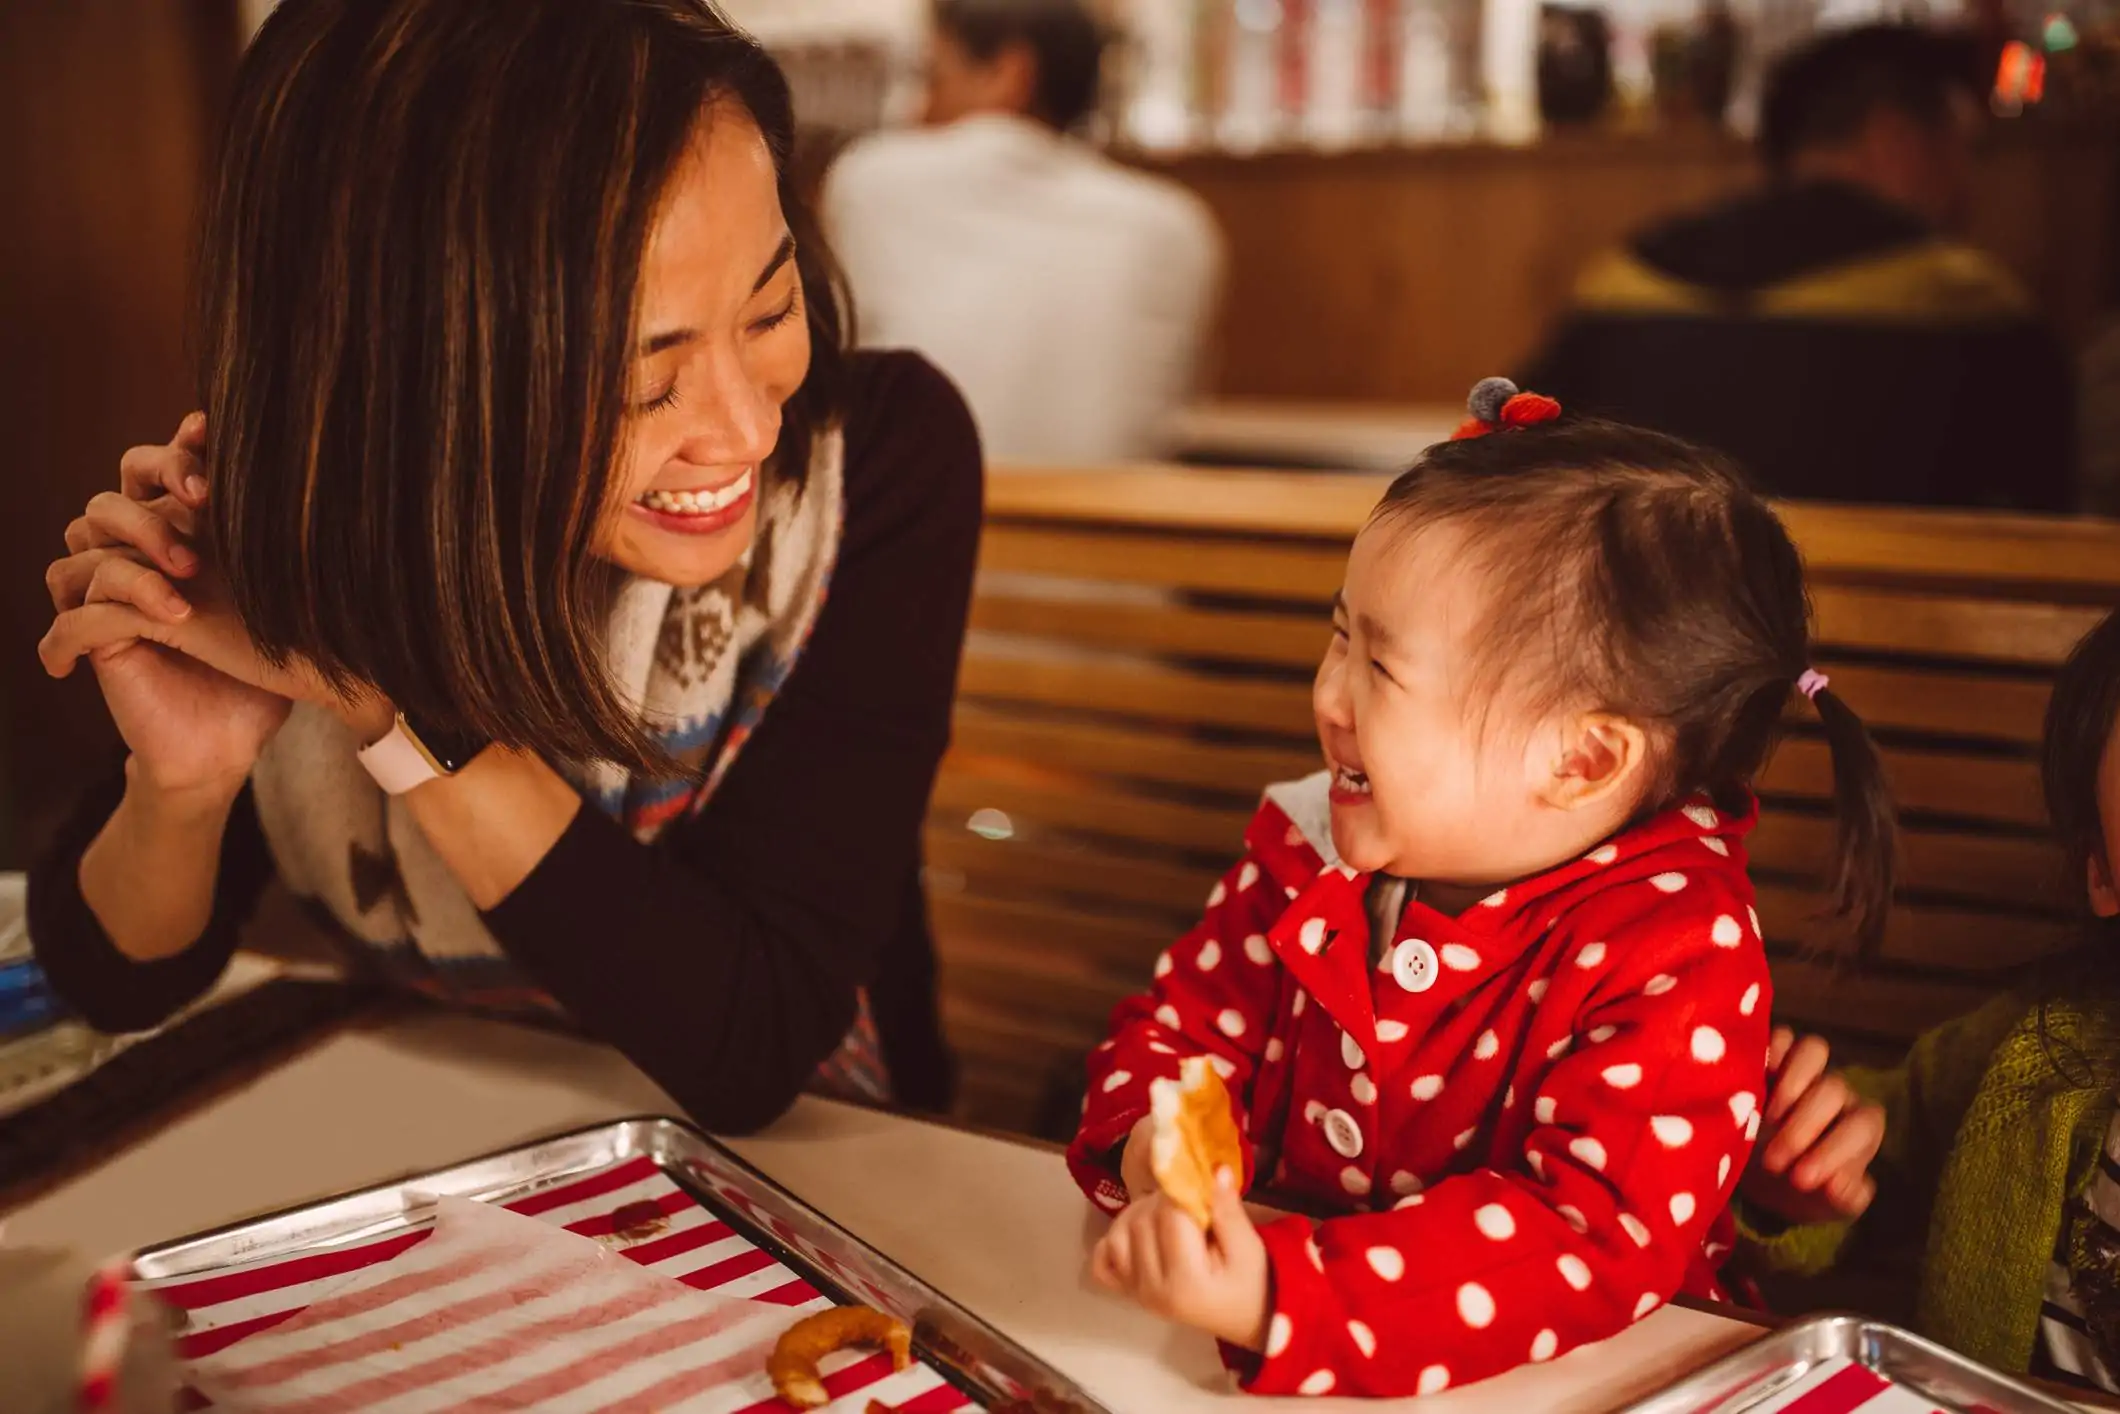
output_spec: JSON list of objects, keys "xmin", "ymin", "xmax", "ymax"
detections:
[
  {"xmin": 1764, "ymin": 1075, "xmax": 1851, "ymax": 1180},
  {"xmin": 121, "ymin": 436, "xmax": 208, "ymax": 507},
  {"xmin": 84, "ymin": 553, "xmax": 193, "ymax": 622},
  {"xmin": 174, "ymin": 411, "xmax": 207, "ymax": 455},
  {"xmin": 81, "ymin": 491, "xmax": 199, "ymax": 578},
  {"xmin": 39, "ymin": 602, "xmax": 164, "ymax": 679},
  {"xmin": 1764, "ymin": 1036, "xmax": 1832, "ymax": 1125}
]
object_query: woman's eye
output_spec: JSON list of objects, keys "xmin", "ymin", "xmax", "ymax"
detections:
[
  {"xmin": 750, "ymin": 291, "xmax": 799, "ymax": 335},
  {"xmin": 636, "ymin": 384, "xmax": 681, "ymax": 414}
]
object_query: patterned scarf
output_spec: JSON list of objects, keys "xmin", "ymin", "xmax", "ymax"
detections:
[{"xmin": 248, "ymin": 430, "xmax": 891, "ymax": 1102}]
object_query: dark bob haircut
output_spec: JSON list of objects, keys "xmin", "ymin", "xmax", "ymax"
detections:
[
  {"xmin": 934, "ymin": 0, "xmax": 1108, "ymax": 132},
  {"xmin": 1758, "ymin": 23, "xmax": 1985, "ymax": 176},
  {"xmin": 198, "ymin": 0, "xmax": 848, "ymax": 772}
]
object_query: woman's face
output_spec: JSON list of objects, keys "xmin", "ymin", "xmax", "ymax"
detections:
[{"xmin": 599, "ymin": 103, "xmax": 812, "ymax": 587}]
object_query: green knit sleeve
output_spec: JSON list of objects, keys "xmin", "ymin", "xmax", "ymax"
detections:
[{"xmin": 1739, "ymin": 995, "xmax": 2028, "ymax": 1276}]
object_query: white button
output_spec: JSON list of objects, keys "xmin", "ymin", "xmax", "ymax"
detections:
[
  {"xmin": 1323, "ymin": 1108, "xmax": 1365, "ymax": 1159},
  {"xmin": 1392, "ymin": 939, "xmax": 1440, "ymax": 993}
]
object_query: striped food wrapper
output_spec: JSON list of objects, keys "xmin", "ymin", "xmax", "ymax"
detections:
[
  {"xmin": 1746, "ymin": 1356, "xmax": 2008, "ymax": 1414},
  {"xmin": 135, "ymin": 1156, "xmax": 980, "ymax": 1414}
]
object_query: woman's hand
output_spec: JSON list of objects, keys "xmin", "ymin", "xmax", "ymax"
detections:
[
  {"xmin": 1089, "ymin": 1172, "xmax": 1271, "ymax": 1351},
  {"xmin": 1741, "ymin": 1028, "xmax": 1885, "ymax": 1225},
  {"xmin": 40, "ymin": 416, "xmax": 303, "ymax": 798}
]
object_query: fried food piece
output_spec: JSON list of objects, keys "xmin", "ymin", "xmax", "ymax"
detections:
[
  {"xmin": 1148, "ymin": 1055, "xmax": 1244, "ymax": 1228},
  {"xmin": 768, "ymin": 1306, "xmax": 912, "ymax": 1409}
]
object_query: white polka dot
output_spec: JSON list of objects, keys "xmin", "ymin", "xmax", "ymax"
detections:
[
  {"xmin": 1650, "ymin": 1115, "xmax": 1694, "ymax": 1147},
  {"xmin": 1635, "ymin": 1293, "xmax": 1661, "ymax": 1319},
  {"xmin": 1208, "ymin": 881, "xmax": 1227, "ymax": 908},
  {"xmin": 1094, "ymin": 1187, "xmax": 1124, "ymax": 1212},
  {"xmin": 1569, "ymin": 1136, "xmax": 1608, "ymax": 1170},
  {"xmin": 1718, "ymin": 1154, "xmax": 1732, "ymax": 1187},
  {"xmin": 1366, "ymin": 1246, "xmax": 1405, "ymax": 1281},
  {"xmin": 1266, "ymin": 1312, "xmax": 1292, "ymax": 1358},
  {"xmin": 1218, "ymin": 1009, "xmax": 1248, "ymax": 1039},
  {"xmin": 1474, "ymin": 1029, "xmax": 1500, "ymax": 1060},
  {"xmin": 1535, "ymin": 1096, "xmax": 1558, "ymax": 1124},
  {"xmin": 1196, "ymin": 939, "xmax": 1222, "ymax": 971},
  {"xmin": 1291, "ymin": 989, "xmax": 1306, "ymax": 1017},
  {"xmin": 1375, "ymin": 1019, "xmax": 1409, "ymax": 1043},
  {"xmin": 1304, "ymin": 1100, "xmax": 1326, "ymax": 1124},
  {"xmin": 1340, "ymin": 1031, "xmax": 1365, "ymax": 1069},
  {"xmin": 1557, "ymin": 1204, "xmax": 1587, "ymax": 1233},
  {"xmin": 1644, "ymin": 973, "xmax": 1677, "ymax": 996},
  {"xmin": 1528, "ymin": 1151, "xmax": 1547, "ymax": 1180},
  {"xmin": 1155, "ymin": 1004, "xmax": 1181, "ymax": 1029},
  {"xmin": 1297, "ymin": 1369, "xmax": 1335, "ymax": 1396},
  {"xmin": 1650, "ymin": 872, "xmax": 1689, "ymax": 893},
  {"xmin": 1148, "ymin": 1041, "xmax": 1174, "ymax": 1055},
  {"xmin": 1602, "ymin": 1063, "xmax": 1643, "ymax": 1089},
  {"xmin": 1558, "ymin": 1255, "xmax": 1593, "ymax": 1291},
  {"xmin": 1505, "ymin": 1085, "xmax": 1517, "ymax": 1108},
  {"xmin": 1701, "ymin": 836, "xmax": 1731, "ymax": 857},
  {"xmin": 1746, "ymin": 1111, "xmax": 1762, "ymax": 1141},
  {"xmin": 1285, "ymin": 884, "xmax": 1299, "ymax": 899},
  {"xmin": 1589, "ymin": 1025, "xmax": 1619, "ymax": 1044},
  {"xmin": 1711, "ymin": 915, "xmax": 1743, "ymax": 947},
  {"xmin": 1576, "ymin": 942, "xmax": 1608, "ymax": 969},
  {"xmin": 1096, "ymin": 1039, "xmax": 1115, "ymax": 1052},
  {"xmin": 1245, "ymin": 934, "xmax": 1273, "ymax": 966},
  {"xmin": 1390, "ymin": 1169, "xmax": 1424, "ymax": 1196},
  {"xmin": 1210, "ymin": 1054, "xmax": 1237, "ymax": 1080},
  {"xmin": 1299, "ymin": 917, "xmax": 1327, "ymax": 955},
  {"xmin": 1729, "ymin": 1091, "xmax": 1757, "ymax": 1127},
  {"xmin": 1481, "ymin": 889, "xmax": 1509, "ymax": 908},
  {"xmin": 1528, "ymin": 978, "xmax": 1550, "ymax": 1004},
  {"xmin": 1691, "ymin": 1025, "xmax": 1727, "ymax": 1063},
  {"xmin": 1350, "ymin": 1073, "xmax": 1377, "ymax": 1105},
  {"xmin": 1588, "ymin": 844, "xmax": 1620, "ymax": 865},
  {"xmin": 1457, "ymin": 1282, "xmax": 1497, "ymax": 1329},
  {"xmin": 1747, "ymin": 905, "xmax": 1761, "ymax": 937},
  {"xmin": 1670, "ymin": 1192, "xmax": 1697, "ymax": 1225},
  {"xmin": 1417, "ymin": 1366, "xmax": 1451, "ymax": 1396},
  {"xmin": 1547, "ymin": 1037, "xmax": 1572, "ymax": 1060},
  {"xmin": 1454, "ymin": 1127, "xmax": 1477, "ymax": 1151},
  {"xmin": 1347, "ymin": 1319, "xmax": 1377, "ymax": 1358},
  {"xmin": 1475, "ymin": 1204, "xmax": 1517, "ymax": 1240},
  {"xmin": 1441, "ymin": 943, "xmax": 1481, "ymax": 971},
  {"xmin": 1621, "ymin": 1213, "xmax": 1651, "ymax": 1247},
  {"xmin": 1532, "ymin": 1329, "xmax": 1560, "ymax": 1363},
  {"xmin": 1740, "ymin": 982, "xmax": 1761, "ymax": 1016},
  {"xmin": 1411, "ymin": 1074, "xmax": 1444, "ymax": 1101},
  {"xmin": 1154, "ymin": 952, "xmax": 1174, "ymax": 978},
  {"xmin": 1265, "ymin": 1038, "xmax": 1286, "ymax": 1063},
  {"xmin": 1341, "ymin": 1167, "xmax": 1371, "ymax": 1196},
  {"xmin": 1238, "ymin": 862, "xmax": 1259, "ymax": 892},
  {"xmin": 1684, "ymin": 804, "xmax": 1720, "ymax": 830},
  {"xmin": 1395, "ymin": 1193, "xmax": 1426, "ymax": 1210},
  {"xmin": 1306, "ymin": 1236, "xmax": 1324, "ymax": 1271},
  {"xmin": 1102, "ymin": 1070, "xmax": 1132, "ymax": 1093}
]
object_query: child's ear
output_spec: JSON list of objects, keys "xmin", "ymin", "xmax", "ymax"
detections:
[
  {"xmin": 1542, "ymin": 713, "xmax": 1649, "ymax": 812},
  {"xmin": 2089, "ymin": 852, "xmax": 2120, "ymax": 919}
]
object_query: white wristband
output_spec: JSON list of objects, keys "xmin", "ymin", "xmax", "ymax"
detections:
[{"xmin": 356, "ymin": 718, "xmax": 444, "ymax": 796}]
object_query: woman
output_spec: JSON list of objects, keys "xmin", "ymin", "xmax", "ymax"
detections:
[{"xmin": 28, "ymin": 0, "xmax": 981, "ymax": 1131}]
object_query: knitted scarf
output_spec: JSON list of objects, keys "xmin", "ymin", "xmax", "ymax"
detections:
[{"xmin": 247, "ymin": 430, "xmax": 890, "ymax": 1102}]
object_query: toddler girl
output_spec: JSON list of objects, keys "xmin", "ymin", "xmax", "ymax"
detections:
[{"xmin": 1067, "ymin": 380, "xmax": 1897, "ymax": 1398}]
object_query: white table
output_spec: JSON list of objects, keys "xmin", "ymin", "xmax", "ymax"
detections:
[{"xmin": 7, "ymin": 1011, "xmax": 1766, "ymax": 1411}]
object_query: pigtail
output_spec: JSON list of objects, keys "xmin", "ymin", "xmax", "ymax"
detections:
[{"xmin": 1806, "ymin": 680, "xmax": 1899, "ymax": 948}]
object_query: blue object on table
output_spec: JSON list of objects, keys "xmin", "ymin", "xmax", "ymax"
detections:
[{"xmin": 0, "ymin": 959, "xmax": 66, "ymax": 1040}]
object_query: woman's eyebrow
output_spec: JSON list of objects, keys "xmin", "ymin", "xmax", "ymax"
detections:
[{"xmin": 635, "ymin": 233, "xmax": 797, "ymax": 356}]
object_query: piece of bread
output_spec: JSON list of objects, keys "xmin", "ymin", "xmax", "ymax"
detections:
[{"xmin": 1148, "ymin": 1056, "xmax": 1244, "ymax": 1227}]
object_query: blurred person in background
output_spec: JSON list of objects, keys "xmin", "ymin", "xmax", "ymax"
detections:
[
  {"xmin": 1525, "ymin": 24, "xmax": 2074, "ymax": 511},
  {"xmin": 824, "ymin": 0, "xmax": 1223, "ymax": 465}
]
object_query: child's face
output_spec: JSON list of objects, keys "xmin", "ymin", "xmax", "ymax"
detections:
[{"xmin": 1316, "ymin": 519, "xmax": 1604, "ymax": 888}]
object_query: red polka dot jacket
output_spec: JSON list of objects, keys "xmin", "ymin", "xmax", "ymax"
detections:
[{"xmin": 1068, "ymin": 772, "xmax": 1774, "ymax": 1399}]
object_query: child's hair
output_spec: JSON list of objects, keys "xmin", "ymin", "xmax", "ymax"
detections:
[
  {"xmin": 2042, "ymin": 607, "xmax": 2120, "ymax": 891},
  {"xmin": 1373, "ymin": 402, "xmax": 1897, "ymax": 944}
]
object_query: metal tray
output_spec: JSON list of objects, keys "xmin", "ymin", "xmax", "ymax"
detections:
[
  {"xmin": 132, "ymin": 1114, "xmax": 1112, "ymax": 1413},
  {"xmin": 1618, "ymin": 1312, "xmax": 2083, "ymax": 1413}
]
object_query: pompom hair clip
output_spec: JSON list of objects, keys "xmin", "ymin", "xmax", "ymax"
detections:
[{"xmin": 1452, "ymin": 376, "xmax": 1563, "ymax": 441}]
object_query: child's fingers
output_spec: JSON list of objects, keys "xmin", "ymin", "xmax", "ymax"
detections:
[
  {"xmin": 1762, "ymin": 1072, "xmax": 1852, "ymax": 1178},
  {"xmin": 1131, "ymin": 1204, "xmax": 1171, "ymax": 1295},
  {"xmin": 1829, "ymin": 1172, "xmax": 1878, "ymax": 1219},
  {"xmin": 1096, "ymin": 1221, "xmax": 1136, "ymax": 1291},
  {"xmin": 1766, "ymin": 1026, "xmax": 1796, "ymax": 1073},
  {"xmin": 1791, "ymin": 1101, "xmax": 1885, "ymax": 1191},
  {"xmin": 1154, "ymin": 1200, "xmax": 1210, "ymax": 1291},
  {"xmin": 1763, "ymin": 1035, "xmax": 1832, "ymax": 1126},
  {"xmin": 1206, "ymin": 1169, "xmax": 1264, "ymax": 1267}
]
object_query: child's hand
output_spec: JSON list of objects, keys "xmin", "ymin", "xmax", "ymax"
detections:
[
  {"xmin": 1090, "ymin": 1170, "xmax": 1271, "ymax": 1350},
  {"xmin": 1741, "ymin": 1028, "xmax": 1884, "ymax": 1225},
  {"xmin": 1120, "ymin": 1114, "xmax": 1157, "ymax": 1199}
]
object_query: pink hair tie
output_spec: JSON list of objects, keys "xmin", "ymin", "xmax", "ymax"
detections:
[{"xmin": 1796, "ymin": 669, "xmax": 1830, "ymax": 701}]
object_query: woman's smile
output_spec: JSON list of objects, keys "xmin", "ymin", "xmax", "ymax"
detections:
[{"xmin": 629, "ymin": 465, "xmax": 757, "ymax": 536}]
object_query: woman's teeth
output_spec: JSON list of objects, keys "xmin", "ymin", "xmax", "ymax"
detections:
[
  {"xmin": 1334, "ymin": 765, "xmax": 1371, "ymax": 794},
  {"xmin": 638, "ymin": 468, "xmax": 753, "ymax": 515}
]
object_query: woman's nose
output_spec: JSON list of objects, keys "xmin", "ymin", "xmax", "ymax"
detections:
[{"xmin": 675, "ymin": 347, "xmax": 780, "ymax": 467}]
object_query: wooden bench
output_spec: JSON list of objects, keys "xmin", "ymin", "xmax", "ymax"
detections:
[{"xmin": 931, "ymin": 468, "xmax": 2120, "ymax": 1137}]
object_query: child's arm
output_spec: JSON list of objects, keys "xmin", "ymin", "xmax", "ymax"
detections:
[
  {"xmin": 1240, "ymin": 897, "xmax": 1772, "ymax": 1398},
  {"xmin": 1068, "ymin": 851, "xmax": 1286, "ymax": 1213}
]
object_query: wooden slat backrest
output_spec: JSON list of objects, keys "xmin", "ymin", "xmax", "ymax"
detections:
[{"xmin": 933, "ymin": 468, "xmax": 2120, "ymax": 1135}]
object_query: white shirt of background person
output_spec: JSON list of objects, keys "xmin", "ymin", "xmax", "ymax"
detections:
[{"xmin": 823, "ymin": 3, "xmax": 1223, "ymax": 468}]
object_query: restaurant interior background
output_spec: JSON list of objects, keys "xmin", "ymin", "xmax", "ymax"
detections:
[{"xmin": 2, "ymin": 0, "xmax": 2114, "ymax": 899}]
